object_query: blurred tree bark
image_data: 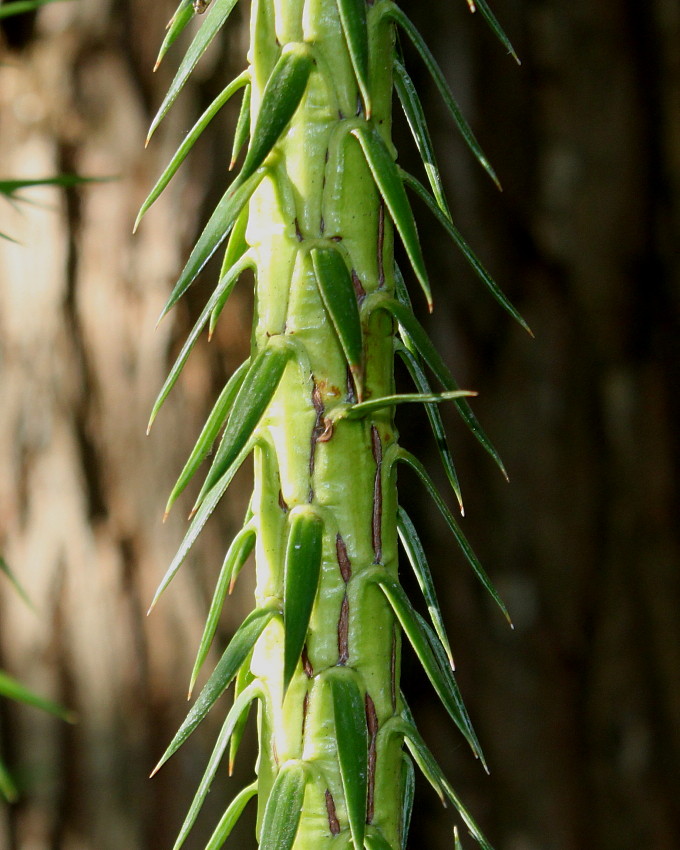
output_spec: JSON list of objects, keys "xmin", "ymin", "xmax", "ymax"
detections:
[{"xmin": 0, "ymin": 1, "xmax": 678, "ymax": 849}]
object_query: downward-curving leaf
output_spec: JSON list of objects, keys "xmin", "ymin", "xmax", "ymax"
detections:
[
  {"xmin": 394, "ymin": 59, "xmax": 450, "ymax": 217},
  {"xmin": 372, "ymin": 296, "xmax": 507, "ymax": 478},
  {"xmin": 0, "ymin": 671, "xmax": 75, "ymax": 723},
  {"xmin": 154, "ymin": 0, "xmax": 193, "ymax": 71},
  {"xmin": 259, "ymin": 761, "xmax": 307, "ymax": 850},
  {"xmin": 471, "ymin": 0, "xmax": 520, "ymax": 64},
  {"xmin": 352, "ymin": 124, "xmax": 431, "ymax": 310},
  {"xmin": 149, "ymin": 253, "xmax": 253, "ymax": 432},
  {"xmin": 205, "ymin": 782, "xmax": 258, "ymax": 850},
  {"xmin": 135, "ymin": 70, "xmax": 249, "ymax": 231},
  {"xmin": 400, "ymin": 168, "xmax": 532, "ymax": 335},
  {"xmin": 189, "ymin": 521, "xmax": 256, "ymax": 695},
  {"xmin": 157, "ymin": 168, "xmax": 263, "ymax": 323},
  {"xmin": 328, "ymin": 670, "xmax": 368, "ymax": 849},
  {"xmin": 197, "ymin": 339, "xmax": 293, "ymax": 505},
  {"xmin": 171, "ymin": 681, "xmax": 261, "ymax": 850},
  {"xmin": 336, "ymin": 0, "xmax": 371, "ymax": 116},
  {"xmin": 230, "ymin": 82, "xmax": 252, "ymax": 169},
  {"xmin": 395, "ymin": 449, "xmax": 510, "ymax": 624},
  {"xmin": 397, "ymin": 506, "xmax": 454, "ymax": 667},
  {"xmin": 147, "ymin": 0, "xmax": 240, "ymax": 141},
  {"xmin": 382, "ymin": 2, "xmax": 499, "ymax": 188},
  {"xmin": 283, "ymin": 508, "xmax": 323, "ymax": 694},
  {"xmin": 401, "ymin": 752, "xmax": 416, "ymax": 849},
  {"xmin": 311, "ymin": 245, "xmax": 364, "ymax": 397},
  {"xmin": 372, "ymin": 575, "xmax": 483, "ymax": 759},
  {"xmin": 151, "ymin": 603, "xmax": 278, "ymax": 774},
  {"xmin": 240, "ymin": 43, "xmax": 314, "ymax": 183}
]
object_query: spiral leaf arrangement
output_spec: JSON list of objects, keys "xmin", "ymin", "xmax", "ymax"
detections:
[{"xmin": 140, "ymin": 1, "xmax": 527, "ymax": 848}]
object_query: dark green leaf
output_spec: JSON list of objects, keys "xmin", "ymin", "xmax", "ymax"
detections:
[
  {"xmin": 135, "ymin": 70, "xmax": 249, "ymax": 231},
  {"xmin": 383, "ymin": 3, "xmax": 500, "ymax": 188},
  {"xmin": 259, "ymin": 760, "xmax": 307, "ymax": 850},
  {"xmin": 336, "ymin": 0, "xmax": 371, "ymax": 116},
  {"xmin": 0, "ymin": 0, "xmax": 74, "ymax": 20},
  {"xmin": 0, "ymin": 759, "xmax": 17, "ymax": 802},
  {"xmin": 341, "ymin": 390, "xmax": 471, "ymax": 421},
  {"xmin": 151, "ymin": 603, "xmax": 278, "ymax": 774},
  {"xmin": 171, "ymin": 681, "xmax": 261, "ymax": 850},
  {"xmin": 230, "ymin": 82, "xmax": 252, "ymax": 170},
  {"xmin": 0, "ymin": 175, "xmax": 105, "ymax": 197},
  {"xmin": 310, "ymin": 245, "xmax": 364, "ymax": 397},
  {"xmin": 154, "ymin": 0, "xmax": 194, "ymax": 71},
  {"xmin": 397, "ymin": 506, "xmax": 453, "ymax": 666},
  {"xmin": 395, "ymin": 449, "xmax": 510, "ymax": 624},
  {"xmin": 328, "ymin": 670, "xmax": 368, "ymax": 849},
  {"xmin": 283, "ymin": 508, "xmax": 324, "ymax": 694},
  {"xmin": 400, "ymin": 169, "xmax": 532, "ymax": 335},
  {"xmin": 241, "ymin": 43, "xmax": 314, "ymax": 182},
  {"xmin": 205, "ymin": 782, "xmax": 258, "ymax": 850},
  {"xmin": 401, "ymin": 752, "xmax": 416, "ymax": 849},
  {"xmin": 471, "ymin": 0, "xmax": 520, "ymax": 64},
  {"xmin": 0, "ymin": 670, "xmax": 75, "ymax": 723},
  {"xmin": 147, "ymin": 0, "xmax": 240, "ymax": 140},
  {"xmin": 352, "ymin": 125, "xmax": 431, "ymax": 310}
]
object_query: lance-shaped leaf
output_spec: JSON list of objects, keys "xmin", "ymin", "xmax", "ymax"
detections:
[
  {"xmin": 151, "ymin": 603, "xmax": 278, "ymax": 774},
  {"xmin": 157, "ymin": 168, "xmax": 263, "ymax": 323},
  {"xmin": 0, "ymin": 671, "xmax": 75, "ymax": 723},
  {"xmin": 336, "ymin": 0, "xmax": 371, "ymax": 117},
  {"xmin": 351, "ymin": 124, "xmax": 432, "ymax": 310},
  {"xmin": 135, "ymin": 70, "xmax": 249, "ymax": 231},
  {"xmin": 397, "ymin": 506, "xmax": 454, "ymax": 667},
  {"xmin": 196, "ymin": 338, "xmax": 294, "ymax": 506},
  {"xmin": 338, "ymin": 390, "xmax": 472, "ymax": 421},
  {"xmin": 395, "ymin": 449, "xmax": 510, "ymax": 624},
  {"xmin": 154, "ymin": 0, "xmax": 194, "ymax": 71},
  {"xmin": 171, "ymin": 681, "xmax": 261, "ymax": 850},
  {"xmin": 149, "ymin": 438, "xmax": 253, "ymax": 610},
  {"xmin": 283, "ymin": 508, "xmax": 324, "ymax": 694},
  {"xmin": 328, "ymin": 670, "xmax": 369, "ymax": 849},
  {"xmin": 394, "ymin": 59, "xmax": 450, "ymax": 218},
  {"xmin": 240, "ymin": 42, "xmax": 315, "ymax": 183},
  {"xmin": 310, "ymin": 245, "xmax": 364, "ymax": 398},
  {"xmin": 0, "ymin": 0, "xmax": 74, "ymax": 20},
  {"xmin": 259, "ymin": 760, "xmax": 307, "ymax": 850},
  {"xmin": 230, "ymin": 82, "xmax": 252, "ymax": 170},
  {"xmin": 189, "ymin": 521, "xmax": 256, "ymax": 695},
  {"xmin": 401, "ymin": 752, "xmax": 416, "ymax": 849},
  {"xmin": 471, "ymin": 0, "xmax": 520, "ymax": 64},
  {"xmin": 147, "ymin": 0, "xmax": 240, "ymax": 141},
  {"xmin": 210, "ymin": 204, "xmax": 252, "ymax": 336},
  {"xmin": 371, "ymin": 575, "xmax": 483, "ymax": 759},
  {"xmin": 229, "ymin": 660, "xmax": 256, "ymax": 774},
  {"xmin": 0, "ymin": 760, "xmax": 17, "ymax": 802},
  {"xmin": 165, "ymin": 361, "xmax": 250, "ymax": 519},
  {"xmin": 370, "ymin": 295, "xmax": 507, "ymax": 478},
  {"xmin": 400, "ymin": 168, "xmax": 532, "ymax": 335},
  {"xmin": 205, "ymin": 782, "xmax": 258, "ymax": 850},
  {"xmin": 364, "ymin": 828, "xmax": 396, "ymax": 850},
  {"xmin": 149, "ymin": 253, "xmax": 253, "ymax": 432},
  {"xmin": 454, "ymin": 826, "xmax": 464, "ymax": 850},
  {"xmin": 382, "ymin": 2, "xmax": 499, "ymax": 188}
]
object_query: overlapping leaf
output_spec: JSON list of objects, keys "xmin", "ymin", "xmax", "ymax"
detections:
[
  {"xmin": 259, "ymin": 760, "xmax": 307, "ymax": 850},
  {"xmin": 230, "ymin": 82, "xmax": 252, "ymax": 169},
  {"xmin": 228, "ymin": 659, "xmax": 256, "ymax": 774},
  {"xmin": 336, "ymin": 0, "xmax": 371, "ymax": 116},
  {"xmin": 401, "ymin": 752, "xmax": 416, "ymax": 848}
]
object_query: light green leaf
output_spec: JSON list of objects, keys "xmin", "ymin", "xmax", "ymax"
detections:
[
  {"xmin": 310, "ymin": 245, "xmax": 364, "ymax": 397},
  {"xmin": 135, "ymin": 70, "xmax": 249, "ymax": 232},
  {"xmin": 171, "ymin": 681, "xmax": 261, "ymax": 850},
  {"xmin": 401, "ymin": 752, "xmax": 416, "ymax": 849},
  {"xmin": 189, "ymin": 521, "xmax": 256, "ymax": 696},
  {"xmin": 335, "ymin": 0, "xmax": 371, "ymax": 116},
  {"xmin": 372, "ymin": 576, "xmax": 482, "ymax": 758},
  {"xmin": 454, "ymin": 825, "xmax": 464, "ymax": 850},
  {"xmin": 0, "ymin": 758, "xmax": 18, "ymax": 802},
  {"xmin": 154, "ymin": 1, "xmax": 193, "ymax": 71},
  {"xmin": 371, "ymin": 296, "xmax": 507, "ymax": 478},
  {"xmin": 157, "ymin": 167, "xmax": 263, "ymax": 323},
  {"xmin": 147, "ymin": 0, "xmax": 240, "ymax": 141},
  {"xmin": 0, "ymin": 555, "xmax": 34, "ymax": 610},
  {"xmin": 394, "ymin": 59, "xmax": 450, "ymax": 217},
  {"xmin": 149, "ymin": 253, "xmax": 253, "ymax": 432},
  {"xmin": 0, "ymin": 0, "xmax": 74, "ymax": 20},
  {"xmin": 205, "ymin": 782, "xmax": 258, "ymax": 850},
  {"xmin": 228, "ymin": 659, "xmax": 256, "ymax": 774},
  {"xmin": 352, "ymin": 124, "xmax": 431, "ymax": 310},
  {"xmin": 259, "ymin": 760, "xmax": 307, "ymax": 850},
  {"xmin": 397, "ymin": 506, "xmax": 453, "ymax": 667},
  {"xmin": 0, "ymin": 671, "xmax": 75, "ymax": 723},
  {"xmin": 210, "ymin": 203, "xmax": 252, "ymax": 336},
  {"xmin": 364, "ymin": 827, "xmax": 396, "ymax": 850},
  {"xmin": 328, "ymin": 670, "xmax": 368, "ymax": 849},
  {"xmin": 383, "ymin": 3, "xmax": 500, "ymax": 188},
  {"xmin": 400, "ymin": 169, "xmax": 532, "ymax": 335},
  {"xmin": 395, "ymin": 449, "xmax": 510, "ymax": 624},
  {"xmin": 197, "ymin": 338, "xmax": 293, "ymax": 505},
  {"xmin": 230, "ymin": 82, "xmax": 252, "ymax": 170},
  {"xmin": 240, "ymin": 43, "xmax": 314, "ymax": 183},
  {"xmin": 165, "ymin": 359, "xmax": 250, "ymax": 518},
  {"xmin": 283, "ymin": 508, "xmax": 323, "ymax": 694},
  {"xmin": 151, "ymin": 603, "xmax": 278, "ymax": 774},
  {"xmin": 471, "ymin": 0, "xmax": 520, "ymax": 64},
  {"xmin": 340, "ymin": 390, "xmax": 472, "ymax": 421}
]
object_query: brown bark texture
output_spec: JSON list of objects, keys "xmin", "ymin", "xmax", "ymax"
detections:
[{"xmin": 0, "ymin": 1, "xmax": 678, "ymax": 849}]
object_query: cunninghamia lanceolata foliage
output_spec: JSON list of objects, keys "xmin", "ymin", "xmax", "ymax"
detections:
[{"xmin": 140, "ymin": 0, "xmax": 527, "ymax": 848}]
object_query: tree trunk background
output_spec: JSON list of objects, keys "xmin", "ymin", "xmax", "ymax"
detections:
[{"xmin": 0, "ymin": 1, "xmax": 678, "ymax": 849}]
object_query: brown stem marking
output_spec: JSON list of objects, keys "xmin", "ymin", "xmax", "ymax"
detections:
[
  {"xmin": 336, "ymin": 533, "xmax": 352, "ymax": 582},
  {"xmin": 325, "ymin": 789, "xmax": 341, "ymax": 835},
  {"xmin": 365, "ymin": 693, "xmax": 379, "ymax": 824},
  {"xmin": 308, "ymin": 381, "xmax": 325, "ymax": 500},
  {"xmin": 302, "ymin": 690, "xmax": 310, "ymax": 737},
  {"xmin": 371, "ymin": 426, "xmax": 383, "ymax": 563},
  {"xmin": 352, "ymin": 268, "xmax": 367, "ymax": 303},
  {"xmin": 337, "ymin": 593, "xmax": 350, "ymax": 665},
  {"xmin": 278, "ymin": 489, "xmax": 289, "ymax": 512},
  {"xmin": 302, "ymin": 646, "xmax": 314, "ymax": 678}
]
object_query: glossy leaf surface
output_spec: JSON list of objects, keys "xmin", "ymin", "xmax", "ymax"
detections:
[
  {"xmin": 259, "ymin": 761, "xmax": 307, "ymax": 850},
  {"xmin": 336, "ymin": 0, "xmax": 371, "ymax": 116}
]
